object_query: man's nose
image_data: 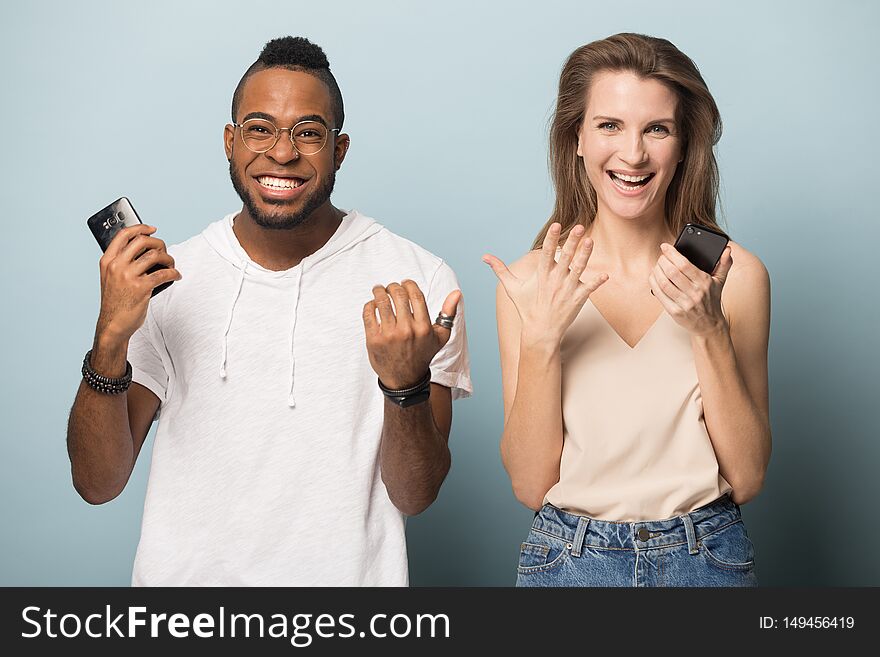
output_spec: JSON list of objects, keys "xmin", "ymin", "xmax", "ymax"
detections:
[{"xmin": 266, "ymin": 129, "xmax": 300, "ymax": 163}]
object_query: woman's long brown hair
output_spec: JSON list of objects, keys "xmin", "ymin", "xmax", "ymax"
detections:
[{"xmin": 533, "ymin": 33, "xmax": 725, "ymax": 249}]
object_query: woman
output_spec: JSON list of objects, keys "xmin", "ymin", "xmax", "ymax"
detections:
[{"xmin": 483, "ymin": 33, "xmax": 771, "ymax": 587}]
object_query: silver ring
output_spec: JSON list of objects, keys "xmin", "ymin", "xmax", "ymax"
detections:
[{"xmin": 434, "ymin": 312, "xmax": 455, "ymax": 329}]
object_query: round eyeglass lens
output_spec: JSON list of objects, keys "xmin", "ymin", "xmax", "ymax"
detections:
[{"xmin": 240, "ymin": 119, "xmax": 329, "ymax": 154}]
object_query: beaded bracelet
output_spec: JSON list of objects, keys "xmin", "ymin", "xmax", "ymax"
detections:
[{"xmin": 82, "ymin": 349, "xmax": 132, "ymax": 394}]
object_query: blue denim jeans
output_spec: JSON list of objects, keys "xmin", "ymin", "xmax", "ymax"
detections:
[{"xmin": 516, "ymin": 494, "xmax": 758, "ymax": 587}]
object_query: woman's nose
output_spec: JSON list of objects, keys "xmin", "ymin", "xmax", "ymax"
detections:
[{"xmin": 620, "ymin": 132, "xmax": 648, "ymax": 165}]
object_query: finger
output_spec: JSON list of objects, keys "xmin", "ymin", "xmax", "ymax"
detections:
[
  {"xmin": 131, "ymin": 249, "xmax": 175, "ymax": 276},
  {"xmin": 432, "ymin": 290, "xmax": 463, "ymax": 348},
  {"xmin": 387, "ymin": 283, "xmax": 412, "ymax": 328},
  {"xmin": 579, "ymin": 271, "xmax": 609, "ymax": 297},
  {"xmin": 144, "ymin": 266, "xmax": 182, "ymax": 290},
  {"xmin": 648, "ymin": 272, "xmax": 679, "ymax": 315},
  {"xmin": 372, "ymin": 284, "xmax": 396, "ymax": 329},
  {"xmin": 556, "ymin": 224, "xmax": 585, "ymax": 274},
  {"xmin": 652, "ymin": 262, "xmax": 689, "ymax": 306},
  {"xmin": 712, "ymin": 246, "xmax": 734, "ymax": 284},
  {"xmin": 657, "ymin": 254, "xmax": 697, "ymax": 294},
  {"xmin": 566, "ymin": 235, "xmax": 594, "ymax": 285},
  {"xmin": 120, "ymin": 235, "xmax": 167, "ymax": 265},
  {"xmin": 104, "ymin": 224, "xmax": 156, "ymax": 260},
  {"xmin": 440, "ymin": 289, "xmax": 462, "ymax": 317},
  {"xmin": 401, "ymin": 279, "xmax": 430, "ymax": 326},
  {"xmin": 481, "ymin": 254, "xmax": 519, "ymax": 293},
  {"xmin": 362, "ymin": 300, "xmax": 379, "ymax": 336},
  {"xmin": 539, "ymin": 222, "xmax": 561, "ymax": 273},
  {"xmin": 659, "ymin": 243, "xmax": 702, "ymax": 285},
  {"xmin": 573, "ymin": 271, "xmax": 609, "ymax": 304}
]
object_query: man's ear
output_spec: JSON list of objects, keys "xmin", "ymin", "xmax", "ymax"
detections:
[
  {"xmin": 334, "ymin": 133, "xmax": 350, "ymax": 171},
  {"xmin": 224, "ymin": 123, "xmax": 235, "ymax": 161}
]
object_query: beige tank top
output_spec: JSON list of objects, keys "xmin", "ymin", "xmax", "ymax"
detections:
[{"xmin": 543, "ymin": 299, "xmax": 732, "ymax": 521}]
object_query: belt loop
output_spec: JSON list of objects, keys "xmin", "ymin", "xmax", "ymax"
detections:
[
  {"xmin": 682, "ymin": 513, "xmax": 699, "ymax": 555},
  {"xmin": 571, "ymin": 516, "xmax": 590, "ymax": 558}
]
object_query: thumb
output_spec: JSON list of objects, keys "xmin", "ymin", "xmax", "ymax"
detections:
[
  {"xmin": 431, "ymin": 289, "xmax": 462, "ymax": 349},
  {"xmin": 482, "ymin": 254, "xmax": 518, "ymax": 293},
  {"xmin": 713, "ymin": 246, "xmax": 734, "ymax": 284}
]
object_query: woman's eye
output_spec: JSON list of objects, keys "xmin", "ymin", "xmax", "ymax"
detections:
[
  {"xmin": 649, "ymin": 125, "xmax": 670, "ymax": 135},
  {"xmin": 599, "ymin": 122, "xmax": 617, "ymax": 131}
]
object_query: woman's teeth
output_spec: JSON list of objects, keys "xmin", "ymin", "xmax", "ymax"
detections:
[
  {"xmin": 609, "ymin": 172, "xmax": 653, "ymax": 190},
  {"xmin": 258, "ymin": 176, "xmax": 302, "ymax": 190}
]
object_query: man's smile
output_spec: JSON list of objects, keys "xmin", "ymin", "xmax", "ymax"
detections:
[{"xmin": 253, "ymin": 173, "xmax": 310, "ymax": 200}]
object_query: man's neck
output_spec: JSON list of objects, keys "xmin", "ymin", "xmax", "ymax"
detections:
[{"xmin": 232, "ymin": 203, "xmax": 345, "ymax": 271}]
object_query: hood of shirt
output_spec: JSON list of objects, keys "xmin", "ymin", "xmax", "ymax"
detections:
[{"xmin": 200, "ymin": 210, "xmax": 383, "ymax": 408}]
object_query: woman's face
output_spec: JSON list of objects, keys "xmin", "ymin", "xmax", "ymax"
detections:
[{"xmin": 577, "ymin": 70, "xmax": 683, "ymax": 223}]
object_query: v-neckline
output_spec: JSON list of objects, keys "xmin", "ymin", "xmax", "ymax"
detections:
[{"xmin": 588, "ymin": 299, "xmax": 665, "ymax": 350}]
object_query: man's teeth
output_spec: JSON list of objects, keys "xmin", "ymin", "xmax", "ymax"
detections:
[{"xmin": 258, "ymin": 176, "xmax": 302, "ymax": 189}]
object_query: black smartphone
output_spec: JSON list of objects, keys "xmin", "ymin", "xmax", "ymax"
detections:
[
  {"xmin": 86, "ymin": 197, "xmax": 172, "ymax": 297},
  {"xmin": 673, "ymin": 223, "xmax": 729, "ymax": 274}
]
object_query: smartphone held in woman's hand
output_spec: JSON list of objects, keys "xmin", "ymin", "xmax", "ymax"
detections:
[{"xmin": 673, "ymin": 223, "xmax": 729, "ymax": 274}]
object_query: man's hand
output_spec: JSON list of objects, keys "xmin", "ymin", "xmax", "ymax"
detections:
[
  {"xmin": 362, "ymin": 280, "xmax": 461, "ymax": 389},
  {"xmin": 96, "ymin": 224, "xmax": 181, "ymax": 345}
]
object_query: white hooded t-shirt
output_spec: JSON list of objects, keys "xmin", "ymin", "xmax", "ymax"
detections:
[{"xmin": 126, "ymin": 209, "xmax": 472, "ymax": 586}]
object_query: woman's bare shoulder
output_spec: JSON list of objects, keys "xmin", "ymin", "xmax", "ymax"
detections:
[
  {"xmin": 728, "ymin": 242, "xmax": 767, "ymax": 275},
  {"xmin": 507, "ymin": 248, "xmax": 544, "ymax": 278},
  {"xmin": 726, "ymin": 241, "xmax": 769, "ymax": 287},
  {"xmin": 722, "ymin": 241, "xmax": 770, "ymax": 315}
]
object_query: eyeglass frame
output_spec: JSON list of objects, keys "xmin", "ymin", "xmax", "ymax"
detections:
[{"xmin": 231, "ymin": 118, "xmax": 341, "ymax": 155}]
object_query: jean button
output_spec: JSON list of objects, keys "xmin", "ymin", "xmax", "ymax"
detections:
[{"xmin": 636, "ymin": 528, "xmax": 651, "ymax": 541}]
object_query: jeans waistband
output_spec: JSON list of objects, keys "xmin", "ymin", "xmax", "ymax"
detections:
[{"xmin": 532, "ymin": 495, "xmax": 742, "ymax": 555}]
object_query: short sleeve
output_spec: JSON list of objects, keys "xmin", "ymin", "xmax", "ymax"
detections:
[
  {"xmin": 425, "ymin": 261, "xmax": 472, "ymax": 400},
  {"xmin": 127, "ymin": 303, "xmax": 169, "ymax": 407}
]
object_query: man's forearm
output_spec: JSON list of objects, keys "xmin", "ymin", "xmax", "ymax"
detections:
[
  {"xmin": 66, "ymin": 337, "xmax": 135, "ymax": 504},
  {"xmin": 379, "ymin": 398, "xmax": 450, "ymax": 516}
]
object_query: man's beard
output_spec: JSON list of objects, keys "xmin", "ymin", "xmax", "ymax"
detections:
[{"xmin": 229, "ymin": 161, "xmax": 335, "ymax": 230}]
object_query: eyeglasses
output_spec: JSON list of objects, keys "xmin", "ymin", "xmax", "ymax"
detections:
[{"xmin": 232, "ymin": 118, "xmax": 340, "ymax": 155}]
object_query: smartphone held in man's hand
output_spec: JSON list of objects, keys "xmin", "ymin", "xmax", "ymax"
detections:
[{"xmin": 86, "ymin": 197, "xmax": 173, "ymax": 296}]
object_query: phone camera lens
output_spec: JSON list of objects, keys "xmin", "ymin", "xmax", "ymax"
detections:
[
  {"xmin": 108, "ymin": 216, "xmax": 119, "ymax": 226},
  {"xmin": 686, "ymin": 226, "xmax": 694, "ymax": 234}
]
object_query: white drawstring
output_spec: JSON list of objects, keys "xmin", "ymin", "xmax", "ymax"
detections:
[
  {"xmin": 217, "ymin": 258, "xmax": 303, "ymax": 408},
  {"xmin": 219, "ymin": 261, "xmax": 248, "ymax": 379},
  {"xmin": 287, "ymin": 271, "xmax": 304, "ymax": 407}
]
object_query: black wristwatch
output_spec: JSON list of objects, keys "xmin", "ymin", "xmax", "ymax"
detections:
[{"xmin": 378, "ymin": 371, "xmax": 431, "ymax": 408}]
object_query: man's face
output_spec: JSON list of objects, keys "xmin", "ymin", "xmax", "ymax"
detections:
[{"xmin": 224, "ymin": 68, "xmax": 349, "ymax": 230}]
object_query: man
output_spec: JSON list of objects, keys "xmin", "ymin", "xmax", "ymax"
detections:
[{"xmin": 67, "ymin": 37, "xmax": 471, "ymax": 586}]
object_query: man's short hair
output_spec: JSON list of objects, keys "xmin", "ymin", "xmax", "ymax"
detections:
[{"xmin": 232, "ymin": 36, "xmax": 345, "ymax": 129}]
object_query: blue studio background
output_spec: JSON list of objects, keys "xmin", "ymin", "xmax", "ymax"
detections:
[{"xmin": 1, "ymin": 0, "xmax": 878, "ymax": 586}]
